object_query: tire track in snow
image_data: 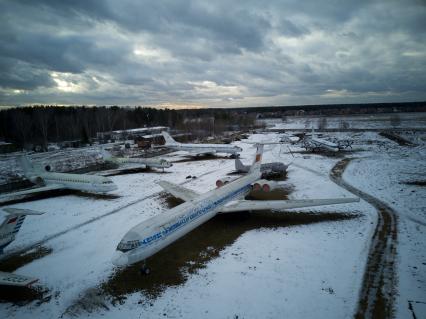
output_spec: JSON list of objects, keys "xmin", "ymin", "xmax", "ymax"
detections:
[
  {"xmin": 330, "ymin": 158, "xmax": 398, "ymax": 319},
  {"xmin": 0, "ymin": 163, "xmax": 233, "ymax": 260}
]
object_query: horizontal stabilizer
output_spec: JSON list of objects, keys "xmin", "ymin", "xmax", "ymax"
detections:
[
  {"xmin": 220, "ymin": 197, "xmax": 360, "ymax": 213},
  {"xmin": 158, "ymin": 181, "xmax": 200, "ymax": 202},
  {"xmin": 0, "ymin": 184, "xmax": 63, "ymax": 202},
  {"xmin": 2, "ymin": 208, "xmax": 45, "ymax": 216},
  {"xmin": 0, "ymin": 271, "xmax": 38, "ymax": 287}
]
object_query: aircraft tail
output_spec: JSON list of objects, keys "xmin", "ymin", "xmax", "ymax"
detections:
[
  {"xmin": 0, "ymin": 208, "xmax": 44, "ymax": 252},
  {"xmin": 161, "ymin": 131, "xmax": 178, "ymax": 145},
  {"xmin": 235, "ymin": 158, "xmax": 249, "ymax": 173},
  {"xmin": 100, "ymin": 147, "xmax": 113, "ymax": 161},
  {"xmin": 249, "ymin": 144, "xmax": 264, "ymax": 174}
]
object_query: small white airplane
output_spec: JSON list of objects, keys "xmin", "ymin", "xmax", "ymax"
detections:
[
  {"xmin": 0, "ymin": 207, "xmax": 43, "ymax": 286},
  {"xmin": 113, "ymin": 144, "xmax": 359, "ymax": 273},
  {"xmin": 0, "ymin": 156, "xmax": 117, "ymax": 202},
  {"xmin": 235, "ymin": 158, "xmax": 288, "ymax": 177},
  {"xmin": 101, "ymin": 148, "xmax": 172, "ymax": 172},
  {"xmin": 280, "ymin": 133, "xmax": 300, "ymax": 144},
  {"xmin": 161, "ymin": 131, "xmax": 242, "ymax": 157},
  {"xmin": 302, "ymin": 129, "xmax": 342, "ymax": 152}
]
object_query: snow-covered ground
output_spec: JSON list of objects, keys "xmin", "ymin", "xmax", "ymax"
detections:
[
  {"xmin": 0, "ymin": 118, "xmax": 425, "ymax": 318},
  {"xmin": 262, "ymin": 112, "xmax": 426, "ymax": 130},
  {"xmin": 344, "ymin": 144, "xmax": 426, "ymax": 318}
]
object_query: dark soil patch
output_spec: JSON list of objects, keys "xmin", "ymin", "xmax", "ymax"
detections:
[
  {"xmin": 0, "ymin": 246, "xmax": 52, "ymax": 273},
  {"xmin": 379, "ymin": 131, "xmax": 415, "ymax": 146},
  {"xmin": 0, "ymin": 189, "xmax": 74, "ymax": 206},
  {"xmin": 0, "ymin": 246, "xmax": 53, "ymax": 305},
  {"xmin": 0, "ymin": 285, "xmax": 51, "ymax": 305},
  {"xmin": 100, "ymin": 211, "xmax": 359, "ymax": 304},
  {"xmin": 102, "ymin": 167, "xmax": 171, "ymax": 177},
  {"xmin": 403, "ymin": 180, "xmax": 426, "ymax": 187},
  {"xmin": 174, "ymin": 155, "xmax": 232, "ymax": 163}
]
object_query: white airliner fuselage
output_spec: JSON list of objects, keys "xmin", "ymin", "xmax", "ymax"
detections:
[
  {"xmin": 34, "ymin": 170, "xmax": 117, "ymax": 193},
  {"xmin": 113, "ymin": 166, "xmax": 259, "ymax": 266},
  {"xmin": 161, "ymin": 131, "xmax": 242, "ymax": 156},
  {"xmin": 0, "ymin": 156, "xmax": 118, "ymax": 202}
]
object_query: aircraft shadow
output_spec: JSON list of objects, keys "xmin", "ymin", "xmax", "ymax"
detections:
[
  {"xmin": 100, "ymin": 210, "xmax": 360, "ymax": 304},
  {"xmin": 174, "ymin": 155, "xmax": 233, "ymax": 163}
]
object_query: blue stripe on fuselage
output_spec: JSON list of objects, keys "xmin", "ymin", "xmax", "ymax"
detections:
[{"xmin": 138, "ymin": 183, "xmax": 251, "ymax": 247}]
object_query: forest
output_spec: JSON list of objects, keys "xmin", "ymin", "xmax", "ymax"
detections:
[
  {"xmin": 0, "ymin": 101, "xmax": 424, "ymax": 150},
  {"xmin": 0, "ymin": 106, "xmax": 256, "ymax": 149}
]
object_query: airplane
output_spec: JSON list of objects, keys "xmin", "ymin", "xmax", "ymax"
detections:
[
  {"xmin": 0, "ymin": 156, "xmax": 117, "ymax": 202},
  {"xmin": 235, "ymin": 158, "xmax": 289, "ymax": 177},
  {"xmin": 101, "ymin": 148, "xmax": 172, "ymax": 172},
  {"xmin": 160, "ymin": 131, "xmax": 242, "ymax": 157},
  {"xmin": 301, "ymin": 128, "xmax": 351, "ymax": 152},
  {"xmin": 0, "ymin": 207, "xmax": 43, "ymax": 287},
  {"xmin": 280, "ymin": 132, "xmax": 300, "ymax": 144},
  {"xmin": 112, "ymin": 143, "xmax": 359, "ymax": 274}
]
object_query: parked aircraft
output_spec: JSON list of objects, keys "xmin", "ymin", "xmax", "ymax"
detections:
[
  {"xmin": 113, "ymin": 144, "xmax": 359, "ymax": 273},
  {"xmin": 0, "ymin": 156, "xmax": 117, "ymax": 201},
  {"xmin": 235, "ymin": 158, "xmax": 288, "ymax": 176},
  {"xmin": 302, "ymin": 129, "xmax": 352, "ymax": 152},
  {"xmin": 101, "ymin": 148, "xmax": 172, "ymax": 172},
  {"xmin": 280, "ymin": 132, "xmax": 300, "ymax": 144},
  {"xmin": 0, "ymin": 207, "xmax": 43, "ymax": 286},
  {"xmin": 161, "ymin": 131, "xmax": 242, "ymax": 157}
]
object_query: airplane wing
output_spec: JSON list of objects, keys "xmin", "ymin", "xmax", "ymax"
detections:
[
  {"xmin": 0, "ymin": 271, "xmax": 38, "ymax": 287},
  {"xmin": 158, "ymin": 181, "xmax": 200, "ymax": 202},
  {"xmin": 0, "ymin": 184, "xmax": 64, "ymax": 201},
  {"xmin": 220, "ymin": 197, "xmax": 360, "ymax": 213}
]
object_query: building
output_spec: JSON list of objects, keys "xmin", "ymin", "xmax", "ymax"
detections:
[{"xmin": 96, "ymin": 126, "xmax": 169, "ymax": 142}]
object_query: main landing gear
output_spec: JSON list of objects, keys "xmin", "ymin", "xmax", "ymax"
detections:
[{"xmin": 139, "ymin": 262, "xmax": 151, "ymax": 276}]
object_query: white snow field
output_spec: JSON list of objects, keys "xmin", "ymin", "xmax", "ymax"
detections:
[{"xmin": 0, "ymin": 122, "xmax": 425, "ymax": 318}]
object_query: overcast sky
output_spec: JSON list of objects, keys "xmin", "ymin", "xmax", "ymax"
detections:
[{"xmin": 0, "ymin": 0, "xmax": 425, "ymax": 108}]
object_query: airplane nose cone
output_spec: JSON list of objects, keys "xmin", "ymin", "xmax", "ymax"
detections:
[{"xmin": 112, "ymin": 251, "xmax": 129, "ymax": 266}]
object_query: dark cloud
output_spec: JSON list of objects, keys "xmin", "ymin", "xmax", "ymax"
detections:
[
  {"xmin": 0, "ymin": 58, "xmax": 55, "ymax": 90},
  {"xmin": 0, "ymin": 0, "xmax": 425, "ymax": 107}
]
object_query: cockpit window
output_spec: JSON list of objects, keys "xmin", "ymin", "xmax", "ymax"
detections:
[{"xmin": 117, "ymin": 240, "xmax": 140, "ymax": 252}]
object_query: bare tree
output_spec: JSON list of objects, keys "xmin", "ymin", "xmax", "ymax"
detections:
[
  {"xmin": 390, "ymin": 114, "xmax": 401, "ymax": 128},
  {"xmin": 34, "ymin": 108, "xmax": 51, "ymax": 150},
  {"xmin": 13, "ymin": 111, "xmax": 32, "ymax": 147},
  {"xmin": 304, "ymin": 119, "xmax": 311, "ymax": 129},
  {"xmin": 318, "ymin": 117, "xmax": 328, "ymax": 130},
  {"xmin": 339, "ymin": 120, "xmax": 350, "ymax": 130}
]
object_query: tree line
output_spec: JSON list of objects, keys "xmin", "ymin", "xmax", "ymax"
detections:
[{"xmin": 0, "ymin": 106, "xmax": 256, "ymax": 150}]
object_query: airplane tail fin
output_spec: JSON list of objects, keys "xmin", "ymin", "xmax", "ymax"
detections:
[
  {"xmin": 235, "ymin": 158, "xmax": 249, "ymax": 172},
  {"xmin": 0, "ymin": 208, "xmax": 44, "ymax": 252},
  {"xmin": 161, "ymin": 131, "xmax": 178, "ymax": 145},
  {"xmin": 249, "ymin": 144, "xmax": 264, "ymax": 174},
  {"xmin": 100, "ymin": 147, "xmax": 113, "ymax": 161}
]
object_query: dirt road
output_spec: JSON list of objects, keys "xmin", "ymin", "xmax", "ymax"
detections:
[{"xmin": 330, "ymin": 158, "xmax": 398, "ymax": 319}]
